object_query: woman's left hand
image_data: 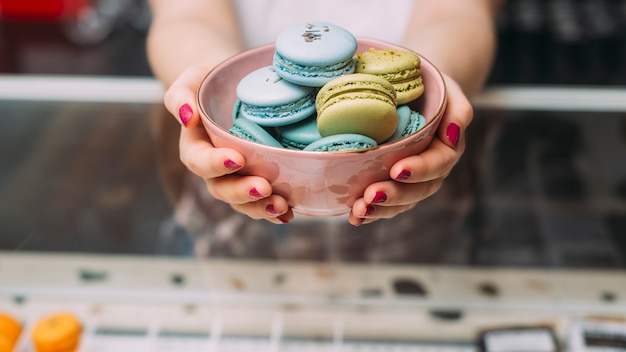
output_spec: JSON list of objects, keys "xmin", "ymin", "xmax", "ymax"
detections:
[{"xmin": 348, "ymin": 74, "xmax": 473, "ymax": 226}]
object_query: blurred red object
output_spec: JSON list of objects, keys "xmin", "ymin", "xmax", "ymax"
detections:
[{"xmin": 0, "ymin": 0, "xmax": 89, "ymax": 20}]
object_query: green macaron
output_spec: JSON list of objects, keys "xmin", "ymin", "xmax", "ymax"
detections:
[
  {"xmin": 355, "ymin": 48, "xmax": 424, "ymax": 105},
  {"xmin": 315, "ymin": 73, "xmax": 398, "ymax": 143}
]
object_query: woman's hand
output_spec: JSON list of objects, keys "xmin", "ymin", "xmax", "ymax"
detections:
[
  {"xmin": 348, "ymin": 74, "xmax": 473, "ymax": 226},
  {"xmin": 163, "ymin": 64, "xmax": 294, "ymax": 224}
]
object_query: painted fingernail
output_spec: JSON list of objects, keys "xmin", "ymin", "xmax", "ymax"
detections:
[
  {"xmin": 395, "ymin": 169, "xmax": 412, "ymax": 181},
  {"xmin": 446, "ymin": 122, "xmax": 461, "ymax": 147},
  {"xmin": 363, "ymin": 205, "xmax": 376, "ymax": 217},
  {"xmin": 249, "ymin": 187, "xmax": 264, "ymax": 199},
  {"xmin": 266, "ymin": 204, "xmax": 279, "ymax": 215},
  {"xmin": 178, "ymin": 103, "xmax": 193, "ymax": 126},
  {"xmin": 224, "ymin": 159, "xmax": 242, "ymax": 170},
  {"xmin": 371, "ymin": 191, "xmax": 387, "ymax": 204},
  {"xmin": 277, "ymin": 214, "xmax": 291, "ymax": 224}
]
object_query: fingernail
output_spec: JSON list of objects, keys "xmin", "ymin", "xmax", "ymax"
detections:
[
  {"xmin": 395, "ymin": 169, "xmax": 411, "ymax": 181},
  {"xmin": 277, "ymin": 214, "xmax": 290, "ymax": 224},
  {"xmin": 363, "ymin": 205, "xmax": 376, "ymax": 217},
  {"xmin": 446, "ymin": 122, "xmax": 460, "ymax": 147},
  {"xmin": 266, "ymin": 204, "xmax": 279, "ymax": 215},
  {"xmin": 224, "ymin": 159, "xmax": 242, "ymax": 170},
  {"xmin": 249, "ymin": 187, "xmax": 264, "ymax": 199},
  {"xmin": 178, "ymin": 103, "xmax": 193, "ymax": 126},
  {"xmin": 371, "ymin": 191, "xmax": 387, "ymax": 204}
]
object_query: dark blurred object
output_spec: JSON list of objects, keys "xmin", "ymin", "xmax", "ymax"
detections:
[
  {"xmin": 0, "ymin": 0, "xmax": 152, "ymax": 75},
  {"xmin": 0, "ymin": 0, "xmax": 89, "ymax": 21},
  {"xmin": 0, "ymin": 0, "xmax": 150, "ymax": 46},
  {"xmin": 497, "ymin": 0, "xmax": 624, "ymax": 42},
  {"xmin": 489, "ymin": 0, "xmax": 626, "ymax": 86}
]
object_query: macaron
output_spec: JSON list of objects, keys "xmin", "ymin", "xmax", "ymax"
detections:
[
  {"xmin": 355, "ymin": 48, "xmax": 424, "ymax": 105},
  {"xmin": 316, "ymin": 73, "xmax": 399, "ymax": 143},
  {"xmin": 236, "ymin": 66, "xmax": 317, "ymax": 126},
  {"xmin": 228, "ymin": 113, "xmax": 284, "ymax": 148},
  {"xmin": 303, "ymin": 134, "xmax": 377, "ymax": 152},
  {"xmin": 275, "ymin": 115, "xmax": 322, "ymax": 150},
  {"xmin": 273, "ymin": 22, "xmax": 357, "ymax": 87},
  {"xmin": 31, "ymin": 312, "xmax": 82, "ymax": 352},
  {"xmin": 386, "ymin": 105, "xmax": 427, "ymax": 142},
  {"xmin": 0, "ymin": 312, "xmax": 22, "ymax": 349}
]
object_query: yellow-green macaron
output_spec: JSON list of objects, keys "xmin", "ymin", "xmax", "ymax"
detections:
[
  {"xmin": 355, "ymin": 48, "xmax": 424, "ymax": 105},
  {"xmin": 316, "ymin": 73, "xmax": 398, "ymax": 143}
]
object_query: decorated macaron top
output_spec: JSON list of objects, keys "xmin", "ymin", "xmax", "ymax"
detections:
[
  {"xmin": 275, "ymin": 22, "xmax": 357, "ymax": 66},
  {"xmin": 355, "ymin": 48, "xmax": 424, "ymax": 104},
  {"xmin": 355, "ymin": 48, "xmax": 421, "ymax": 81}
]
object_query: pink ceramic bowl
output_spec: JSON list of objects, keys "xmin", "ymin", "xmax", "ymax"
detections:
[{"xmin": 198, "ymin": 39, "xmax": 447, "ymax": 217}]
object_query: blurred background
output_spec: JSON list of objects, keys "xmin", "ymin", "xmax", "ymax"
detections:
[
  {"xmin": 2, "ymin": 0, "xmax": 626, "ymax": 83},
  {"xmin": 1, "ymin": 0, "xmax": 626, "ymax": 266},
  {"xmin": 1, "ymin": 0, "xmax": 626, "ymax": 350}
]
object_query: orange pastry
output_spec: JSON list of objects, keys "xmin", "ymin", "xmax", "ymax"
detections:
[
  {"xmin": 0, "ymin": 312, "xmax": 22, "ymax": 348},
  {"xmin": 31, "ymin": 313, "xmax": 82, "ymax": 352},
  {"xmin": 0, "ymin": 336, "xmax": 14, "ymax": 352}
]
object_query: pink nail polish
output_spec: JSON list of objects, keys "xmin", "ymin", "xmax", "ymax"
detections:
[
  {"xmin": 178, "ymin": 103, "xmax": 193, "ymax": 126},
  {"xmin": 277, "ymin": 215, "xmax": 290, "ymax": 224},
  {"xmin": 224, "ymin": 159, "xmax": 242, "ymax": 170},
  {"xmin": 266, "ymin": 204, "xmax": 279, "ymax": 215},
  {"xmin": 371, "ymin": 191, "xmax": 387, "ymax": 204},
  {"xmin": 395, "ymin": 169, "xmax": 411, "ymax": 181},
  {"xmin": 446, "ymin": 122, "xmax": 460, "ymax": 147},
  {"xmin": 363, "ymin": 205, "xmax": 376, "ymax": 217},
  {"xmin": 249, "ymin": 187, "xmax": 264, "ymax": 199}
]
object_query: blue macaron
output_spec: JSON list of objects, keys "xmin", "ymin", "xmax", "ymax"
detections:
[
  {"xmin": 228, "ymin": 114, "xmax": 284, "ymax": 148},
  {"xmin": 303, "ymin": 134, "xmax": 377, "ymax": 152},
  {"xmin": 236, "ymin": 66, "xmax": 317, "ymax": 127},
  {"xmin": 273, "ymin": 21, "xmax": 357, "ymax": 87},
  {"xmin": 275, "ymin": 116, "xmax": 322, "ymax": 149},
  {"xmin": 386, "ymin": 105, "xmax": 427, "ymax": 143}
]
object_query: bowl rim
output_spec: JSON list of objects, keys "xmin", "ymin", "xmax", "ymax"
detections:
[{"xmin": 197, "ymin": 38, "xmax": 447, "ymax": 156}]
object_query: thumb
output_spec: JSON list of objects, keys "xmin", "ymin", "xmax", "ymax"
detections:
[
  {"xmin": 438, "ymin": 75, "xmax": 473, "ymax": 149},
  {"xmin": 163, "ymin": 66, "xmax": 208, "ymax": 129}
]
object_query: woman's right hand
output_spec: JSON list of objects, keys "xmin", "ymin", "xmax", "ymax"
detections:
[{"xmin": 163, "ymin": 64, "xmax": 294, "ymax": 224}]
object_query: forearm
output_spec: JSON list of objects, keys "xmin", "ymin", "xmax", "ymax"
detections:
[
  {"xmin": 403, "ymin": 0, "xmax": 503, "ymax": 97},
  {"xmin": 146, "ymin": 0, "xmax": 244, "ymax": 87}
]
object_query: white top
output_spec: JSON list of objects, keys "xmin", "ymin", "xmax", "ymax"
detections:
[{"xmin": 233, "ymin": 0, "xmax": 415, "ymax": 49}]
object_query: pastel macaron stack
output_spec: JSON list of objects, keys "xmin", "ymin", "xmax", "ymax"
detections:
[{"xmin": 228, "ymin": 21, "xmax": 428, "ymax": 152}]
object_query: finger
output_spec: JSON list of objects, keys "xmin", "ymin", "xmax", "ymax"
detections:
[
  {"xmin": 351, "ymin": 178, "xmax": 443, "ymax": 224},
  {"xmin": 179, "ymin": 125, "xmax": 245, "ymax": 179},
  {"xmin": 207, "ymin": 174, "xmax": 273, "ymax": 205},
  {"xmin": 438, "ymin": 75, "xmax": 473, "ymax": 149},
  {"xmin": 348, "ymin": 202, "xmax": 414, "ymax": 226},
  {"xmin": 360, "ymin": 177, "xmax": 445, "ymax": 208},
  {"xmin": 389, "ymin": 137, "xmax": 460, "ymax": 183},
  {"xmin": 163, "ymin": 66, "xmax": 207, "ymax": 128},
  {"xmin": 231, "ymin": 194, "xmax": 293, "ymax": 224}
]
